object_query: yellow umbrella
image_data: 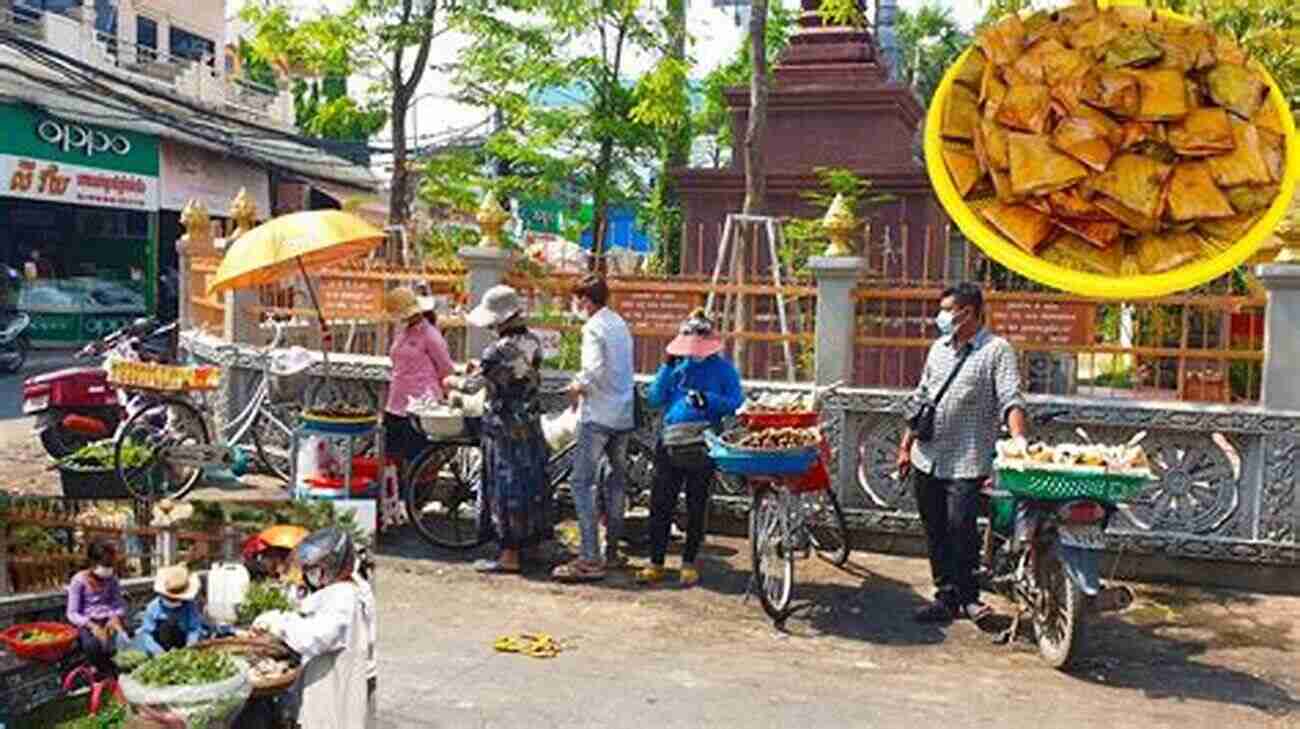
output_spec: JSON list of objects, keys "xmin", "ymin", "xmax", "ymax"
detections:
[
  {"xmin": 207, "ymin": 210, "xmax": 385, "ymax": 295},
  {"xmin": 206, "ymin": 211, "xmax": 385, "ymax": 405}
]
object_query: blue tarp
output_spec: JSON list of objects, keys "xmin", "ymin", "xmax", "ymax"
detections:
[{"xmin": 579, "ymin": 206, "xmax": 651, "ymax": 253}]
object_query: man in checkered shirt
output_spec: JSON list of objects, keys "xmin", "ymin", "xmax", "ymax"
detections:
[{"xmin": 898, "ymin": 282, "xmax": 1028, "ymax": 624}]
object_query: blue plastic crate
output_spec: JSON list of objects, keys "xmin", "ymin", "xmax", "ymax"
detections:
[{"xmin": 705, "ymin": 431, "xmax": 817, "ymax": 476}]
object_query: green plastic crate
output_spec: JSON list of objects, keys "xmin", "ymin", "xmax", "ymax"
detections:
[{"xmin": 997, "ymin": 467, "xmax": 1152, "ymax": 504}]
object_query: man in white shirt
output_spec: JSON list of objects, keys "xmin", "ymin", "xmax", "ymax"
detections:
[{"xmin": 553, "ymin": 274, "xmax": 636, "ymax": 582}]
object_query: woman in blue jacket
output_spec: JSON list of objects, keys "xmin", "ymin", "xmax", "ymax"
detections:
[{"xmin": 637, "ymin": 309, "xmax": 743, "ymax": 587}]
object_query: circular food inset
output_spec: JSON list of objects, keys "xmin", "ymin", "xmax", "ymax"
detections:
[{"xmin": 925, "ymin": 0, "xmax": 1298, "ymax": 299}]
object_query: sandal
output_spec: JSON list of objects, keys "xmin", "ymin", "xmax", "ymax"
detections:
[
  {"xmin": 551, "ymin": 560, "xmax": 606, "ymax": 582},
  {"xmin": 474, "ymin": 559, "xmax": 520, "ymax": 574}
]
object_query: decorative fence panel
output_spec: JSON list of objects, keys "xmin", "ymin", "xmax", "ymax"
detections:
[{"xmin": 186, "ymin": 334, "xmax": 1300, "ymax": 573}]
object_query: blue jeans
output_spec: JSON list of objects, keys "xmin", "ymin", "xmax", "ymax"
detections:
[{"xmin": 571, "ymin": 421, "xmax": 628, "ymax": 562}]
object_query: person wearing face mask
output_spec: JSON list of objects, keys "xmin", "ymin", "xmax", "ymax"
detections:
[
  {"xmin": 553, "ymin": 274, "xmax": 635, "ymax": 582},
  {"xmin": 253, "ymin": 528, "xmax": 376, "ymax": 729},
  {"xmin": 899, "ymin": 282, "xmax": 1027, "ymax": 625},
  {"xmin": 136, "ymin": 565, "xmax": 205, "ymax": 657},
  {"xmin": 637, "ymin": 309, "xmax": 743, "ymax": 587},
  {"xmin": 66, "ymin": 539, "xmax": 131, "ymax": 676},
  {"xmin": 444, "ymin": 285, "xmax": 551, "ymax": 574},
  {"xmin": 383, "ymin": 287, "xmax": 456, "ymax": 476}
]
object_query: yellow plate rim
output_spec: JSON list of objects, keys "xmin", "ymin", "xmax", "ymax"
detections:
[{"xmin": 923, "ymin": 1, "xmax": 1300, "ymax": 300}]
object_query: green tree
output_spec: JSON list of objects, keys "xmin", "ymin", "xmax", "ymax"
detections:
[
  {"xmin": 241, "ymin": 0, "xmax": 464, "ymax": 226},
  {"xmin": 896, "ymin": 3, "xmax": 970, "ymax": 105},
  {"xmin": 695, "ymin": 2, "xmax": 796, "ymax": 168},
  {"xmin": 444, "ymin": 0, "xmax": 683, "ymax": 265}
]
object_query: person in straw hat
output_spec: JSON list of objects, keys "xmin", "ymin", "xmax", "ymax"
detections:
[
  {"xmin": 444, "ymin": 284, "xmax": 550, "ymax": 573},
  {"xmin": 136, "ymin": 564, "xmax": 206, "ymax": 657},
  {"xmin": 637, "ymin": 308, "xmax": 743, "ymax": 587},
  {"xmin": 382, "ymin": 287, "xmax": 455, "ymax": 473}
]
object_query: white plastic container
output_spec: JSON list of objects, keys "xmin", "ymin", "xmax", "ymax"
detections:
[{"xmin": 205, "ymin": 562, "xmax": 251, "ymax": 625}]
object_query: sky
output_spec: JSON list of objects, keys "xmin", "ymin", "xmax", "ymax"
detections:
[{"xmin": 238, "ymin": 0, "xmax": 984, "ymax": 155}]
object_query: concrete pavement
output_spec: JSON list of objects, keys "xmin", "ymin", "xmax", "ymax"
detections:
[{"xmin": 372, "ymin": 528, "xmax": 1300, "ymax": 729}]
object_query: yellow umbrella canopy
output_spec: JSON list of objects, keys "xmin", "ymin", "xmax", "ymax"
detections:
[{"xmin": 206, "ymin": 210, "xmax": 385, "ymax": 295}]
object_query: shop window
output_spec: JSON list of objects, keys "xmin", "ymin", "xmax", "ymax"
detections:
[
  {"xmin": 171, "ymin": 27, "xmax": 215, "ymax": 66},
  {"xmin": 137, "ymin": 16, "xmax": 157, "ymax": 61},
  {"xmin": 76, "ymin": 209, "xmax": 147, "ymax": 240}
]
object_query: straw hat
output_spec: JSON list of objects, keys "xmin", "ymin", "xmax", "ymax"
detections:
[
  {"xmin": 384, "ymin": 288, "xmax": 423, "ymax": 321},
  {"xmin": 154, "ymin": 565, "xmax": 201, "ymax": 601},
  {"xmin": 466, "ymin": 285, "xmax": 524, "ymax": 329},
  {"xmin": 666, "ymin": 308, "xmax": 723, "ymax": 358}
]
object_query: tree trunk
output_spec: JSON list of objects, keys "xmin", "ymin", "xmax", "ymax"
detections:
[
  {"xmin": 743, "ymin": 0, "xmax": 769, "ymax": 216},
  {"xmin": 389, "ymin": 88, "xmax": 412, "ymax": 231},
  {"xmin": 657, "ymin": 0, "xmax": 690, "ymax": 273},
  {"xmin": 590, "ymin": 137, "xmax": 614, "ymax": 273}
]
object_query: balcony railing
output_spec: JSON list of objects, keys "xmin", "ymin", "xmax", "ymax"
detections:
[{"xmin": 1, "ymin": 7, "xmax": 295, "ymax": 128}]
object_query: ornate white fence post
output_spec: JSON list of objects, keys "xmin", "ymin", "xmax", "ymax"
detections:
[
  {"xmin": 809, "ymin": 256, "xmax": 865, "ymax": 386},
  {"xmin": 1258, "ymin": 264, "xmax": 1300, "ymax": 411}
]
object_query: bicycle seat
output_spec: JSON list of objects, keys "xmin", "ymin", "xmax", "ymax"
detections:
[{"xmin": 269, "ymin": 346, "xmax": 315, "ymax": 376}]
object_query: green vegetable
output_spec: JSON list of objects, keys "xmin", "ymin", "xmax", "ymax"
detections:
[
  {"xmin": 131, "ymin": 648, "xmax": 238, "ymax": 687},
  {"xmin": 59, "ymin": 440, "xmax": 152, "ymax": 472},
  {"xmin": 235, "ymin": 581, "xmax": 295, "ymax": 627},
  {"xmin": 112, "ymin": 649, "xmax": 148, "ymax": 672}
]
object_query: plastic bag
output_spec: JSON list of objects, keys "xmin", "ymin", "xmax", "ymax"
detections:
[
  {"xmin": 119, "ymin": 657, "xmax": 253, "ymax": 729},
  {"xmin": 541, "ymin": 406, "xmax": 579, "ymax": 452}
]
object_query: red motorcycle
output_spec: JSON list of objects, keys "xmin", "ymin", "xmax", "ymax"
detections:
[{"xmin": 22, "ymin": 318, "xmax": 177, "ymax": 458}]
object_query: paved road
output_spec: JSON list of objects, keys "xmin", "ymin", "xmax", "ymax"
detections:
[{"xmin": 373, "ymin": 528, "xmax": 1300, "ymax": 729}]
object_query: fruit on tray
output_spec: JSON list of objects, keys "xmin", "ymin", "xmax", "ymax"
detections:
[
  {"xmin": 15, "ymin": 628, "xmax": 61, "ymax": 644},
  {"xmin": 936, "ymin": 0, "xmax": 1285, "ymax": 276},
  {"xmin": 996, "ymin": 438, "xmax": 1150, "ymax": 473},
  {"xmin": 724, "ymin": 427, "xmax": 820, "ymax": 450},
  {"xmin": 304, "ymin": 405, "xmax": 375, "ymax": 420},
  {"xmin": 738, "ymin": 392, "xmax": 814, "ymax": 414}
]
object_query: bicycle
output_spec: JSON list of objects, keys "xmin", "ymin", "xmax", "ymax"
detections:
[
  {"xmin": 112, "ymin": 320, "xmax": 377, "ymax": 499},
  {"xmin": 403, "ymin": 403, "xmax": 747, "ymax": 551},
  {"xmin": 746, "ymin": 436, "xmax": 850, "ymax": 621}
]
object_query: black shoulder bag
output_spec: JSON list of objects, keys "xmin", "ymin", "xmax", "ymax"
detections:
[{"xmin": 908, "ymin": 345, "xmax": 972, "ymax": 443}]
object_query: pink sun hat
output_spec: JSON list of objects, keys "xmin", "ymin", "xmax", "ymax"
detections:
[{"xmin": 666, "ymin": 308, "xmax": 723, "ymax": 358}]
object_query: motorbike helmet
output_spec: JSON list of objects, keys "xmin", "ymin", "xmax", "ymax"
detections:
[{"xmin": 295, "ymin": 527, "xmax": 355, "ymax": 591}]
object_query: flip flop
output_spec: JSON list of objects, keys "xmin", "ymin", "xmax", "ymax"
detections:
[
  {"xmin": 474, "ymin": 559, "xmax": 520, "ymax": 574},
  {"xmin": 551, "ymin": 561, "xmax": 605, "ymax": 583}
]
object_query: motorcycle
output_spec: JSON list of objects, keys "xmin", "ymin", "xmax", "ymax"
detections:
[
  {"xmin": 0, "ymin": 311, "xmax": 30, "ymax": 374},
  {"xmin": 979, "ymin": 412, "xmax": 1137, "ymax": 669},
  {"xmin": 22, "ymin": 317, "xmax": 177, "ymax": 459}
]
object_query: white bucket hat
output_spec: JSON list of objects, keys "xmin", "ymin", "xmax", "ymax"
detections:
[{"xmin": 466, "ymin": 285, "xmax": 524, "ymax": 329}]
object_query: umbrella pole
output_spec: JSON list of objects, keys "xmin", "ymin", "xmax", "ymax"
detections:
[{"xmin": 296, "ymin": 257, "xmax": 333, "ymax": 399}]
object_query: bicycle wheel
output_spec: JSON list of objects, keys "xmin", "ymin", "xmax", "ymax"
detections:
[
  {"xmin": 405, "ymin": 445, "xmax": 491, "ymax": 550},
  {"xmin": 114, "ymin": 398, "xmax": 210, "ymax": 501},
  {"xmin": 808, "ymin": 488, "xmax": 851, "ymax": 567},
  {"xmin": 251, "ymin": 401, "xmax": 301, "ymax": 483},
  {"xmin": 750, "ymin": 485, "xmax": 794, "ymax": 621}
]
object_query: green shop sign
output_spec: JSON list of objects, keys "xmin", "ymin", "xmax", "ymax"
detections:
[{"xmin": 0, "ymin": 103, "xmax": 159, "ymax": 175}]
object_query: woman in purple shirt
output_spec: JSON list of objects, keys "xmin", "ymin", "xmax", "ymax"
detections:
[{"xmin": 66, "ymin": 539, "xmax": 131, "ymax": 675}]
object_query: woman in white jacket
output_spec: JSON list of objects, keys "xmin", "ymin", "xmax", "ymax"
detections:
[{"xmin": 254, "ymin": 528, "xmax": 376, "ymax": 729}]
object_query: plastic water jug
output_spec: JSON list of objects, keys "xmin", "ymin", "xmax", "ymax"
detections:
[{"xmin": 206, "ymin": 562, "xmax": 251, "ymax": 625}]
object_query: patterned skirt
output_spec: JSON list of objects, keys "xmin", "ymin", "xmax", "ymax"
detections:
[{"xmin": 479, "ymin": 418, "xmax": 551, "ymax": 549}]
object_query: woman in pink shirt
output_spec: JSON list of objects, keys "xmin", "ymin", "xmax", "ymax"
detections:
[{"xmin": 384, "ymin": 288, "xmax": 455, "ymax": 471}]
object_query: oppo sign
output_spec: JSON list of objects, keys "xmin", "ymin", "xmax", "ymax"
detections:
[{"xmin": 36, "ymin": 119, "xmax": 132, "ymax": 158}]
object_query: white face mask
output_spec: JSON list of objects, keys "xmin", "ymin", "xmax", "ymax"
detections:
[
  {"xmin": 304, "ymin": 567, "xmax": 328, "ymax": 591},
  {"xmin": 936, "ymin": 308, "xmax": 965, "ymax": 336},
  {"xmin": 93, "ymin": 566, "xmax": 114, "ymax": 579}
]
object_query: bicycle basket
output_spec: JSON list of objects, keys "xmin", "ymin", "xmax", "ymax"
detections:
[{"xmin": 995, "ymin": 466, "xmax": 1153, "ymax": 504}]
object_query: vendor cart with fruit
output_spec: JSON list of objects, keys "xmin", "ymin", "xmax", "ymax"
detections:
[{"xmin": 708, "ymin": 388, "xmax": 849, "ymax": 621}]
